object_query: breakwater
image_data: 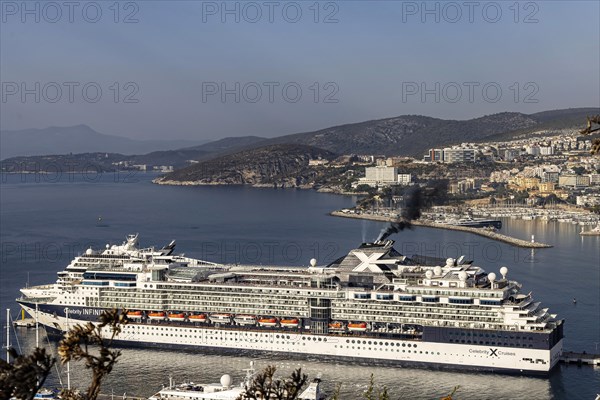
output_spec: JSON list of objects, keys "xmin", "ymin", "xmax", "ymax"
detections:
[{"xmin": 330, "ymin": 211, "xmax": 553, "ymax": 248}]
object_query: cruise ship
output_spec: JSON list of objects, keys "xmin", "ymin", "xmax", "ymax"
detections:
[
  {"xmin": 443, "ymin": 218, "xmax": 503, "ymax": 230},
  {"xmin": 17, "ymin": 234, "xmax": 563, "ymax": 375}
]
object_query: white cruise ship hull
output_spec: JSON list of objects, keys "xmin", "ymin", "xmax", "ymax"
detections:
[{"xmin": 21, "ymin": 303, "xmax": 562, "ymax": 375}]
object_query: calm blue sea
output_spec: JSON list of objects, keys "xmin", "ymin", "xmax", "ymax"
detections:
[{"xmin": 1, "ymin": 172, "xmax": 598, "ymax": 399}]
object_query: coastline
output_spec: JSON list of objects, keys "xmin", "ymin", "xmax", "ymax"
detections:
[
  {"xmin": 152, "ymin": 178, "xmax": 367, "ymax": 195},
  {"xmin": 329, "ymin": 211, "xmax": 553, "ymax": 248}
]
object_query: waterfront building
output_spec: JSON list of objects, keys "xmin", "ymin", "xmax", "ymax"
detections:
[
  {"xmin": 443, "ymin": 148, "xmax": 476, "ymax": 163},
  {"xmin": 558, "ymin": 174, "xmax": 591, "ymax": 188},
  {"xmin": 542, "ymin": 171, "xmax": 560, "ymax": 183},
  {"xmin": 397, "ymin": 174, "xmax": 412, "ymax": 185},
  {"xmin": 503, "ymin": 149, "xmax": 521, "ymax": 161}
]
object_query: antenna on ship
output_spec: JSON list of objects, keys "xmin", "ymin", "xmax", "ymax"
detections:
[
  {"xmin": 5, "ymin": 308, "xmax": 10, "ymax": 363},
  {"xmin": 66, "ymin": 307, "xmax": 71, "ymax": 390},
  {"xmin": 35, "ymin": 303, "xmax": 39, "ymax": 348}
]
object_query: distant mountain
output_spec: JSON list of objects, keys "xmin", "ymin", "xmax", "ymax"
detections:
[
  {"xmin": 120, "ymin": 136, "xmax": 269, "ymax": 168},
  {"xmin": 186, "ymin": 136, "xmax": 267, "ymax": 153},
  {"xmin": 3, "ymin": 107, "xmax": 596, "ymax": 164},
  {"xmin": 155, "ymin": 144, "xmax": 336, "ymax": 187},
  {"xmin": 0, "ymin": 125, "xmax": 207, "ymax": 160}
]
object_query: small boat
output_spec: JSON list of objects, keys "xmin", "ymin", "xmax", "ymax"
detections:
[
  {"xmin": 234, "ymin": 314, "xmax": 256, "ymax": 325},
  {"xmin": 167, "ymin": 312, "xmax": 186, "ymax": 321},
  {"xmin": 148, "ymin": 363, "xmax": 253, "ymax": 400},
  {"xmin": 347, "ymin": 322, "xmax": 368, "ymax": 332},
  {"xmin": 188, "ymin": 313, "xmax": 208, "ymax": 322},
  {"xmin": 34, "ymin": 388, "xmax": 60, "ymax": 400},
  {"xmin": 148, "ymin": 362, "xmax": 327, "ymax": 400},
  {"xmin": 328, "ymin": 321, "xmax": 344, "ymax": 331},
  {"xmin": 126, "ymin": 310, "xmax": 143, "ymax": 319},
  {"xmin": 209, "ymin": 313, "xmax": 232, "ymax": 324},
  {"xmin": 258, "ymin": 317, "xmax": 278, "ymax": 327},
  {"xmin": 148, "ymin": 311, "xmax": 166, "ymax": 320},
  {"xmin": 280, "ymin": 318, "xmax": 299, "ymax": 328}
]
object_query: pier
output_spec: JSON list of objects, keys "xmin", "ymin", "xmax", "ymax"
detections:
[
  {"xmin": 330, "ymin": 211, "xmax": 553, "ymax": 248},
  {"xmin": 560, "ymin": 351, "xmax": 600, "ymax": 366}
]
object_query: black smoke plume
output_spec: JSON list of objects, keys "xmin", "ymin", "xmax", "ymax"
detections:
[{"xmin": 376, "ymin": 180, "xmax": 448, "ymax": 241}]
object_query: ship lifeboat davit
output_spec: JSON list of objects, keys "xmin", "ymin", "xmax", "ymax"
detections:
[
  {"xmin": 258, "ymin": 317, "xmax": 278, "ymax": 327},
  {"xmin": 234, "ymin": 314, "xmax": 257, "ymax": 326},
  {"xmin": 328, "ymin": 321, "xmax": 345, "ymax": 331},
  {"xmin": 126, "ymin": 310, "xmax": 143, "ymax": 319},
  {"xmin": 148, "ymin": 311, "xmax": 166, "ymax": 320},
  {"xmin": 280, "ymin": 318, "xmax": 299, "ymax": 328},
  {"xmin": 209, "ymin": 313, "xmax": 232, "ymax": 324},
  {"xmin": 348, "ymin": 322, "xmax": 368, "ymax": 332},
  {"xmin": 188, "ymin": 314, "xmax": 207, "ymax": 323},
  {"xmin": 167, "ymin": 312, "xmax": 186, "ymax": 322}
]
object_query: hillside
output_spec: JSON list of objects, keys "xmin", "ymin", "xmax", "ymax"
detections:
[
  {"xmin": 257, "ymin": 108, "xmax": 599, "ymax": 156},
  {"xmin": 154, "ymin": 144, "xmax": 336, "ymax": 187}
]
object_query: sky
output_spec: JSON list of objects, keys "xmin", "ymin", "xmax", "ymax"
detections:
[{"xmin": 1, "ymin": 0, "xmax": 599, "ymax": 141}]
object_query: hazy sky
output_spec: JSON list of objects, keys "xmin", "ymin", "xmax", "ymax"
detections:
[{"xmin": 1, "ymin": 1, "xmax": 599, "ymax": 141}]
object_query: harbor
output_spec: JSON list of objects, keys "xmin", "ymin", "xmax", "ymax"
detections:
[
  {"xmin": 330, "ymin": 210, "xmax": 553, "ymax": 248},
  {"xmin": 435, "ymin": 205, "xmax": 600, "ymax": 226},
  {"xmin": 2, "ymin": 179, "xmax": 599, "ymax": 400}
]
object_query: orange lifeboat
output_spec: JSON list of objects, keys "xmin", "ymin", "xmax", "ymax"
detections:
[
  {"xmin": 147, "ymin": 311, "xmax": 166, "ymax": 320},
  {"xmin": 280, "ymin": 318, "xmax": 299, "ymax": 328},
  {"xmin": 167, "ymin": 312, "xmax": 186, "ymax": 321},
  {"xmin": 188, "ymin": 314, "xmax": 207, "ymax": 322},
  {"xmin": 126, "ymin": 310, "xmax": 143, "ymax": 319},
  {"xmin": 328, "ymin": 321, "xmax": 344, "ymax": 331},
  {"xmin": 348, "ymin": 322, "xmax": 368, "ymax": 332},
  {"xmin": 258, "ymin": 317, "xmax": 278, "ymax": 327}
]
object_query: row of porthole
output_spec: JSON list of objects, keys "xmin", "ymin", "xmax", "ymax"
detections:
[
  {"xmin": 334, "ymin": 346, "xmax": 439, "ymax": 356},
  {"xmin": 449, "ymin": 339, "xmax": 534, "ymax": 348},
  {"xmin": 451, "ymin": 332, "xmax": 534, "ymax": 340},
  {"xmin": 127, "ymin": 326, "xmax": 420, "ymax": 349},
  {"xmin": 346, "ymin": 339, "xmax": 417, "ymax": 348},
  {"xmin": 132, "ymin": 325, "xmax": 291, "ymax": 339}
]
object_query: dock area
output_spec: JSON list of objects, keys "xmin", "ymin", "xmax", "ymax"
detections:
[
  {"xmin": 97, "ymin": 394, "xmax": 144, "ymax": 400},
  {"xmin": 12, "ymin": 318, "xmax": 36, "ymax": 328},
  {"xmin": 330, "ymin": 211, "xmax": 553, "ymax": 248},
  {"xmin": 560, "ymin": 351, "xmax": 600, "ymax": 366}
]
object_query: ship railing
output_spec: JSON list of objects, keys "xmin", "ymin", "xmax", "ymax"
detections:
[{"xmin": 16, "ymin": 296, "xmax": 56, "ymax": 303}]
